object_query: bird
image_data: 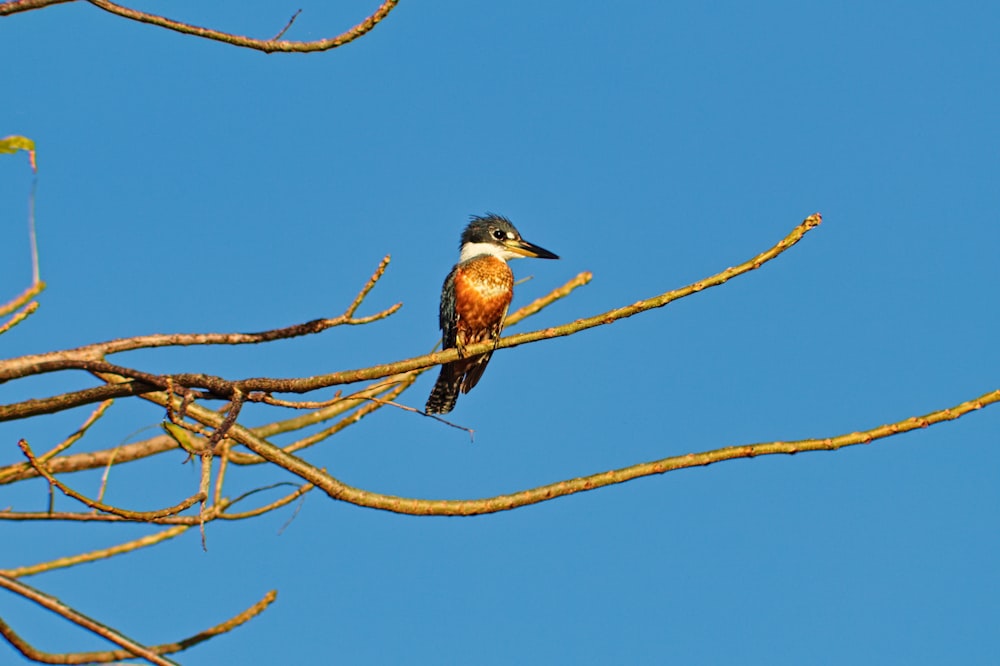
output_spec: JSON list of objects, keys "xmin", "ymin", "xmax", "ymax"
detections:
[{"xmin": 425, "ymin": 213, "xmax": 559, "ymax": 414}]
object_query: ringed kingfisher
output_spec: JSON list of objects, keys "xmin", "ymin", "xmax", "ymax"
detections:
[{"xmin": 425, "ymin": 213, "xmax": 559, "ymax": 414}]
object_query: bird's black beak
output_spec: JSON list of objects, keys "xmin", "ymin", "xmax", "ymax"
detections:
[{"xmin": 504, "ymin": 237, "xmax": 559, "ymax": 260}]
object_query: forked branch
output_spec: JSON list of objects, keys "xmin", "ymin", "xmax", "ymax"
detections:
[
  {"xmin": 0, "ymin": 575, "xmax": 275, "ymax": 664},
  {"xmin": 146, "ymin": 373, "xmax": 1000, "ymax": 516},
  {"xmin": 0, "ymin": 215, "xmax": 821, "ymax": 422}
]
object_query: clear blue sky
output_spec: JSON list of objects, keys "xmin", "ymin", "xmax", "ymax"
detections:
[{"xmin": 2, "ymin": 2, "xmax": 998, "ymax": 664}]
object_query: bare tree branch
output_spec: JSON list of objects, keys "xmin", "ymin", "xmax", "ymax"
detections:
[
  {"xmin": 0, "ymin": 525, "xmax": 189, "ymax": 579},
  {"xmin": 0, "ymin": 431, "xmax": 175, "ymax": 485},
  {"xmin": 0, "ymin": 256, "xmax": 398, "ymax": 384},
  {"xmin": 153, "ymin": 377, "xmax": 1000, "ymax": 516},
  {"xmin": 2, "ymin": 203, "xmax": 989, "ymax": 661},
  {"xmin": 0, "ymin": 214, "xmax": 821, "ymax": 424},
  {"xmin": 0, "ymin": 573, "xmax": 177, "ymax": 665},
  {"xmin": 0, "ymin": 584, "xmax": 276, "ymax": 664},
  {"xmin": 0, "ymin": 0, "xmax": 74, "ymax": 16},
  {"xmin": 19, "ymin": 439, "xmax": 207, "ymax": 520},
  {"xmin": 84, "ymin": 0, "xmax": 399, "ymax": 53},
  {"xmin": 271, "ymin": 9, "xmax": 302, "ymax": 41},
  {"xmin": 3, "ymin": 0, "xmax": 400, "ymax": 54}
]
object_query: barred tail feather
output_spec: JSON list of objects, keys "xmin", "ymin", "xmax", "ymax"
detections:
[{"xmin": 426, "ymin": 364, "xmax": 462, "ymax": 414}]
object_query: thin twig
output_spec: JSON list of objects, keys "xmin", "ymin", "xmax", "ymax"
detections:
[
  {"xmin": 355, "ymin": 394, "xmax": 475, "ymax": 441},
  {"xmin": 0, "ymin": 281, "xmax": 45, "ymax": 317},
  {"xmin": 0, "ymin": 432, "xmax": 177, "ymax": 485},
  {"xmin": 155, "ymin": 214, "xmax": 822, "ymax": 396},
  {"xmin": 0, "ymin": 525, "xmax": 189, "ymax": 578},
  {"xmin": 0, "ymin": 573, "xmax": 178, "ymax": 665},
  {"xmin": 505, "ymin": 270, "xmax": 592, "ymax": 326},
  {"xmin": 228, "ymin": 374, "xmax": 417, "ymax": 464},
  {"xmin": 137, "ymin": 360, "xmax": 1000, "ymax": 516},
  {"xmin": 0, "ymin": 255, "xmax": 400, "ymax": 384},
  {"xmin": 220, "ymin": 482, "xmax": 314, "ymax": 520},
  {"xmin": 29, "ymin": 169, "xmax": 39, "ymax": 284},
  {"xmin": 20, "ymin": 440, "xmax": 206, "ymax": 520},
  {"xmin": 41, "ymin": 399, "xmax": 114, "ymax": 464},
  {"xmin": 256, "ymin": 391, "xmax": 344, "ymax": 409},
  {"xmin": 199, "ymin": 451, "xmax": 212, "ymax": 550},
  {"xmin": 0, "ymin": 504, "xmax": 230, "ymax": 524},
  {"xmin": 271, "ymin": 8, "xmax": 302, "ymax": 40},
  {"xmin": 0, "ymin": 586, "xmax": 275, "ymax": 664},
  {"xmin": 0, "ymin": 300, "xmax": 39, "ymax": 334},
  {"xmin": 213, "ymin": 440, "xmax": 229, "ymax": 506}
]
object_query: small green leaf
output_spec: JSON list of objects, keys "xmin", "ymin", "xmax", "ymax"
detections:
[{"xmin": 163, "ymin": 421, "xmax": 199, "ymax": 454}]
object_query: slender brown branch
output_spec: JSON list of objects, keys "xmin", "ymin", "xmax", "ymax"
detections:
[
  {"xmin": 39, "ymin": 399, "xmax": 114, "ymax": 464},
  {"xmin": 0, "ymin": 507, "xmax": 229, "ymax": 525},
  {"xmin": 257, "ymin": 392, "xmax": 344, "ymax": 409},
  {"xmin": 506, "ymin": 270, "xmax": 592, "ymax": 326},
  {"xmin": 0, "ymin": 525, "xmax": 189, "ymax": 578},
  {"xmin": 253, "ymin": 373, "xmax": 415, "ymax": 437},
  {"xmin": 213, "ymin": 440, "xmax": 229, "ymax": 506},
  {"xmin": 0, "ymin": 432, "xmax": 176, "ymax": 485},
  {"xmin": 0, "ymin": 584, "xmax": 274, "ymax": 664},
  {"xmin": 228, "ymin": 374, "xmax": 417, "ymax": 464},
  {"xmin": 162, "ymin": 214, "xmax": 822, "ymax": 396},
  {"xmin": 344, "ymin": 254, "xmax": 392, "ymax": 317},
  {"xmin": 0, "ymin": 259, "xmax": 579, "ymax": 422},
  {"xmin": 0, "ymin": 0, "xmax": 73, "ymax": 17},
  {"xmin": 359, "ymin": 394, "xmax": 474, "ymax": 439},
  {"xmin": 206, "ymin": 391, "xmax": 244, "ymax": 448},
  {"xmin": 271, "ymin": 8, "xmax": 302, "ymax": 40},
  {"xmin": 0, "ymin": 280, "xmax": 45, "ymax": 317},
  {"xmin": 0, "ymin": 574, "xmax": 178, "ymax": 665},
  {"xmin": 0, "ymin": 300, "xmax": 38, "ymax": 334},
  {"xmin": 145, "ymin": 368, "xmax": 999, "ymax": 516},
  {"xmin": 220, "ymin": 482, "xmax": 315, "ymax": 520},
  {"xmin": 145, "ymin": 589, "xmax": 277, "ymax": 656},
  {"xmin": 19, "ymin": 440, "xmax": 206, "ymax": 520},
  {"xmin": 3, "ymin": 212, "xmax": 813, "ymax": 422},
  {"xmin": 0, "ymin": 255, "xmax": 397, "ymax": 384},
  {"xmin": 0, "ymin": 374, "xmax": 415, "ymax": 481},
  {"xmin": 198, "ymin": 451, "xmax": 212, "ymax": 549},
  {"xmin": 85, "ymin": 0, "xmax": 399, "ymax": 53},
  {"xmin": 0, "ymin": 381, "xmax": 153, "ymax": 422}
]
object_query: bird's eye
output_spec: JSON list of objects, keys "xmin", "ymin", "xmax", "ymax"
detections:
[{"xmin": 492, "ymin": 229, "xmax": 506, "ymax": 241}]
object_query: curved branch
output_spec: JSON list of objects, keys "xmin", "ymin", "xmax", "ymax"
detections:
[
  {"xmin": 0, "ymin": 300, "xmax": 37, "ymax": 334},
  {"xmin": 0, "ymin": 525, "xmax": 189, "ymax": 578},
  {"xmin": 220, "ymin": 482, "xmax": 314, "ymax": 521},
  {"xmin": 0, "ymin": 582, "xmax": 275, "ymax": 664},
  {"xmin": 0, "ymin": 282, "xmax": 45, "ymax": 318},
  {"xmin": 167, "ymin": 213, "xmax": 823, "ymax": 395},
  {"xmin": 0, "ymin": 214, "xmax": 817, "ymax": 423},
  {"xmin": 3, "ymin": 0, "xmax": 400, "ymax": 53},
  {"xmin": 86, "ymin": 0, "xmax": 399, "ymax": 53},
  {"xmin": 147, "ymin": 377, "xmax": 999, "ymax": 516},
  {"xmin": 0, "ymin": 371, "xmax": 418, "ymax": 481},
  {"xmin": 0, "ymin": 265, "xmax": 586, "ymax": 421},
  {"xmin": 120, "ymin": 334, "xmax": 998, "ymax": 516},
  {"xmin": 0, "ymin": 432, "xmax": 176, "ymax": 485},
  {"xmin": 19, "ymin": 439, "xmax": 206, "ymax": 520},
  {"xmin": 0, "ymin": 574, "xmax": 177, "ymax": 665},
  {"xmin": 0, "ymin": 0, "xmax": 73, "ymax": 16},
  {"xmin": 0, "ymin": 381, "xmax": 154, "ymax": 422},
  {"xmin": 0, "ymin": 256, "xmax": 398, "ymax": 384}
]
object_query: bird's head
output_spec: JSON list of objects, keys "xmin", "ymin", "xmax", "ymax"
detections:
[{"xmin": 458, "ymin": 213, "xmax": 559, "ymax": 263}]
